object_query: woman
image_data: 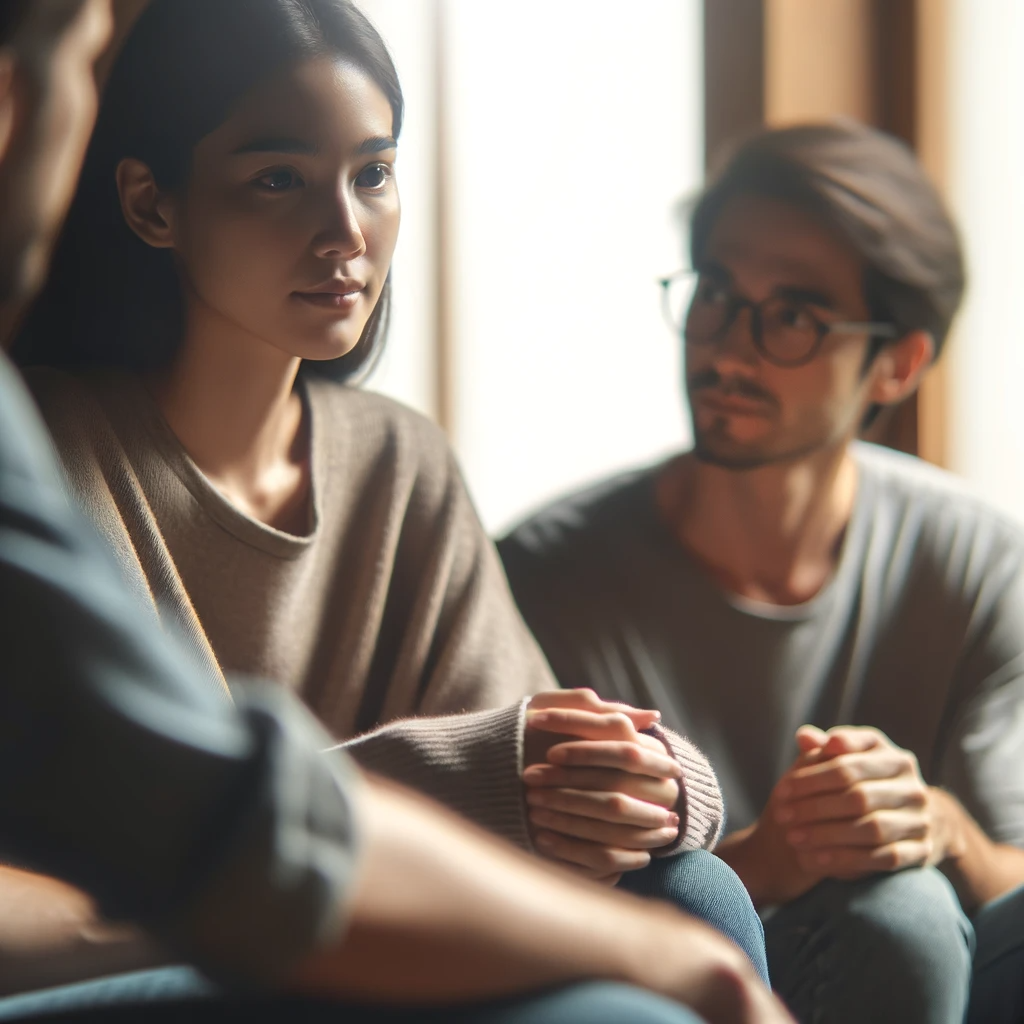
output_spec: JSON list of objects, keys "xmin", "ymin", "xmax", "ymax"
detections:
[{"xmin": 15, "ymin": 0, "xmax": 724, "ymax": 874}]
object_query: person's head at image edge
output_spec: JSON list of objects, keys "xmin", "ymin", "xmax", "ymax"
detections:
[
  {"xmin": 0, "ymin": 0, "xmax": 113, "ymax": 344},
  {"xmin": 14, "ymin": 0, "xmax": 403, "ymax": 383},
  {"xmin": 672, "ymin": 118, "xmax": 965, "ymax": 471}
]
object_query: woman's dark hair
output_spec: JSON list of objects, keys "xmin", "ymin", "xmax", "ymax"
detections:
[
  {"xmin": 14, "ymin": 0, "xmax": 403, "ymax": 381},
  {"xmin": 689, "ymin": 119, "xmax": 966, "ymax": 361},
  {"xmin": 0, "ymin": 0, "xmax": 30, "ymax": 45}
]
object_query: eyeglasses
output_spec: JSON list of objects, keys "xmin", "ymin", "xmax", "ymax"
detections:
[{"xmin": 658, "ymin": 269, "xmax": 898, "ymax": 368}]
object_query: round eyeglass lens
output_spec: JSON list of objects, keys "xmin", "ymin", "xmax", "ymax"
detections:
[{"xmin": 759, "ymin": 297, "xmax": 822, "ymax": 363}]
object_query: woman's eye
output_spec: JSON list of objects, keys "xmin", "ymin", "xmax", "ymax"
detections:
[
  {"xmin": 355, "ymin": 163, "xmax": 392, "ymax": 191},
  {"xmin": 254, "ymin": 169, "xmax": 302, "ymax": 192}
]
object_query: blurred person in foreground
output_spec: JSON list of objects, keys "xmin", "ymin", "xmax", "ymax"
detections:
[
  {"xmin": 0, "ymin": 1, "xmax": 795, "ymax": 1021},
  {"xmin": 501, "ymin": 120, "xmax": 1024, "ymax": 1024}
]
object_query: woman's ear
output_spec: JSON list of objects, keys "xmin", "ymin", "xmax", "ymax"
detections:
[
  {"xmin": 867, "ymin": 329, "xmax": 935, "ymax": 406},
  {"xmin": 116, "ymin": 157, "xmax": 176, "ymax": 249}
]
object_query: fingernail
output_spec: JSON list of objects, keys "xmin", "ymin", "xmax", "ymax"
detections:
[
  {"xmin": 527, "ymin": 711, "xmax": 551, "ymax": 726},
  {"xmin": 788, "ymin": 829, "xmax": 807, "ymax": 845},
  {"xmin": 667, "ymin": 813, "xmax": 680, "ymax": 826},
  {"xmin": 535, "ymin": 833, "xmax": 555, "ymax": 849},
  {"xmin": 776, "ymin": 807, "xmax": 795, "ymax": 823},
  {"xmin": 816, "ymin": 852, "xmax": 831, "ymax": 866}
]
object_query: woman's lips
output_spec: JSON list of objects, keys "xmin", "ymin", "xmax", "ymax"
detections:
[{"xmin": 292, "ymin": 289, "xmax": 362, "ymax": 311}]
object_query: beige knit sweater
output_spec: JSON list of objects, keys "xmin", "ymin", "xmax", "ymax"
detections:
[{"xmin": 27, "ymin": 368, "xmax": 723, "ymax": 852}]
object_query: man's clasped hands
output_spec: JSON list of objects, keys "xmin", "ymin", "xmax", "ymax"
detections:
[{"xmin": 726, "ymin": 723, "xmax": 956, "ymax": 906}]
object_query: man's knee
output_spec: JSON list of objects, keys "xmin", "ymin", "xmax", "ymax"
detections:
[
  {"xmin": 783, "ymin": 867, "xmax": 972, "ymax": 966},
  {"xmin": 844, "ymin": 867, "xmax": 973, "ymax": 964},
  {"xmin": 767, "ymin": 868, "xmax": 973, "ymax": 1023}
]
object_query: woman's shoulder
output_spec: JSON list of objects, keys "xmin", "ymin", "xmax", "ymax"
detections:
[
  {"xmin": 23, "ymin": 364, "xmax": 91, "ymax": 408},
  {"xmin": 306, "ymin": 380, "xmax": 456, "ymax": 472},
  {"xmin": 21, "ymin": 366, "xmax": 119, "ymax": 452}
]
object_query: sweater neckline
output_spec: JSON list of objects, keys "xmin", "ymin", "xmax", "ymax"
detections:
[{"xmin": 106, "ymin": 370, "xmax": 323, "ymax": 560}]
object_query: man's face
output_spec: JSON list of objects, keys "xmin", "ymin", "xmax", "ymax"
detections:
[
  {"xmin": 0, "ymin": 0, "xmax": 113, "ymax": 325},
  {"xmin": 685, "ymin": 194, "xmax": 881, "ymax": 469}
]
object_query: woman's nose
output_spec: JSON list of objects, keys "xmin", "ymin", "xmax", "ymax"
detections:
[{"xmin": 313, "ymin": 191, "xmax": 366, "ymax": 260}]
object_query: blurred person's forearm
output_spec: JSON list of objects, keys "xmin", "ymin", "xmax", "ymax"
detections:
[
  {"xmin": 291, "ymin": 774, "xmax": 793, "ymax": 1024},
  {"xmin": 0, "ymin": 865, "xmax": 167, "ymax": 995}
]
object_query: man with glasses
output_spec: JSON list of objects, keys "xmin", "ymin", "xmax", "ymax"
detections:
[{"xmin": 500, "ymin": 120, "xmax": 1024, "ymax": 1024}]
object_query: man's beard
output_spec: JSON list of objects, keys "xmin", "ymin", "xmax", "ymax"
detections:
[
  {"xmin": 691, "ymin": 426, "xmax": 825, "ymax": 471},
  {"xmin": 686, "ymin": 368, "xmax": 826, "ymax": 471}
]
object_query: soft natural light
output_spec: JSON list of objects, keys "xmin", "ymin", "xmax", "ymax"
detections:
[
  {"xmin": 359, "ymin": 0, "xmax": 703, "ymax": 533},
  {"xmin": 947, "ymin": 0, "xmax": 1024, "ymax": 524}
]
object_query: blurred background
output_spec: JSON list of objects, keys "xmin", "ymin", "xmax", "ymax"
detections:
[{"xmin": 111, "ymin": 0, "xmax": 1024, "ymax": 534}]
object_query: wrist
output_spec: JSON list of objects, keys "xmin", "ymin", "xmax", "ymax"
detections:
[
  {"xmin": 928, "ymin": 787, "xmax": 968, "ymax": 863},
  {"xmin": 715, "ymin": 825, "xmax": 764, "ymax": 899}
]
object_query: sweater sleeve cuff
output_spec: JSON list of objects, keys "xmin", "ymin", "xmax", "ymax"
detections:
[
  {"xmin": 646, "ymin": 723, "xmax": 724, "ymax": 855},
  {"xmin": 336, "ymin": 701, "xmax": 532, "ymax": 850}
]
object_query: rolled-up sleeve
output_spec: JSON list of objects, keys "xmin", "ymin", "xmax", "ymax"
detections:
[{"xmin": 0, "ymin": 355, "xmax": 360, "ymax": 984}]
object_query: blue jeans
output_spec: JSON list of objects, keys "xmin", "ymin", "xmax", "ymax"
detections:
[
  {"xmin": 0, "ymin": 973, "xmax": 705, "ymax": 1023},
  {"xmin": 968, "ymin": 881, "xmax": 1024, "ymax": 1024},
  {"xmin": 620, "ymin": 849, "xmax": 770, "ymax": 985},
  {"xmin": 765, "ymin": 868, "xmax": 975, "ymax": 1024},
  {"xmin": 764, "ymin": 870, "xmax": 1024, "ymax": 1024}
]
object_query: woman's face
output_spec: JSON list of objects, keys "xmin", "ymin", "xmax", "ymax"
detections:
[{"xmin": 159, "ymin": 57, "xmax": 399, "ymax": 362}]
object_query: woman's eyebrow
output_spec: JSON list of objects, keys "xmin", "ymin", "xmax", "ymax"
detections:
[
  {"xmin": 231, "ymin": 136, "xmax": 319, "ymax": 156},
  {"xmin": 358, "ymin": 136, "xmax": 397, "ymax": 154}
]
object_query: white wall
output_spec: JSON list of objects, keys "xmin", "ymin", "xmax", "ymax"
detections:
[
  {"xmin": 355, "ymin": 0, "xmax": 438, "ymax": 419},
  {"xmin": 359, "ymin": 0, "xmax": 703, "ymax": 533},
  {"xmin": 443, "ymin": 0, "xmax": 701, "ymax": 532},
  {"xmin": 946, "ymin": 0, "xmax": 1024, "ymax": 524}
]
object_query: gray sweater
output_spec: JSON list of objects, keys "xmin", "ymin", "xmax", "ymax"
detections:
[{"xmin": 501, "ymin": 444, "xmax": 1024, "ymax": 843}]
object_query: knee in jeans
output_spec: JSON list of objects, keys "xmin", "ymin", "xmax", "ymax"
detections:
[
  {"xmin": 628, "ymin": 849, "xmax": 754, "ymax": 913},
  {"xmin": 843, "ymin": 868, "xmax": 972, "ymax": 968},
  {"xmin": 624, "ymin": 850, "xmax": 769, "ymax": 983}
]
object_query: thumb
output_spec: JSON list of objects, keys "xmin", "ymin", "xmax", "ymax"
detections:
[{"xmin": 795, "ymin": 725, "xmax": 828, "ymax": 754}]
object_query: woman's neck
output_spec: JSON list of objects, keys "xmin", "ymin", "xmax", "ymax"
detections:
[
  {"xmin": 656, "ymin": 443, "xmax": 858, "ymax": 606},
  {"xmin": 145, "ymin": 299, "xmax": 311, "ymax": 533}
]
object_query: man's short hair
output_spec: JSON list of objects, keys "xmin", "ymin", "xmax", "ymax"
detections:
[{"xmin": 689, "ymin": 120, "xmax": 966, "ymax": 358}]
